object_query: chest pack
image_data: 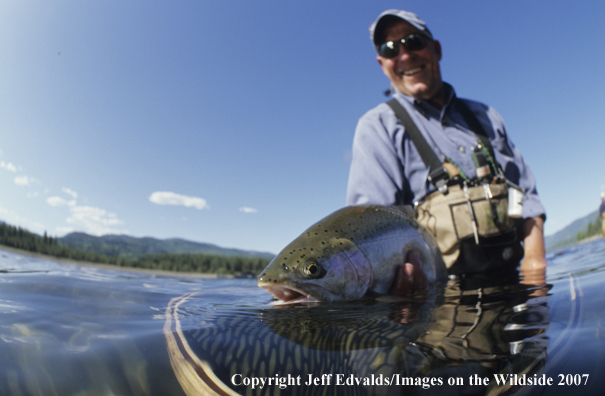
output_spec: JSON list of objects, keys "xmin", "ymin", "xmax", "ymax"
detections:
[{"xmin": 386, "ymin": 98, "xmax": 524, "ymax": 274}]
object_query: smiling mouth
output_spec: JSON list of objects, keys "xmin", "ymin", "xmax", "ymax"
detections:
[
  {"xmin": 403, "ymin": 66, "xmax": 423, "ymax": 76},
  {"xmin": 262, "ymin": 286, "xmax": 319, "ymax": 305}
]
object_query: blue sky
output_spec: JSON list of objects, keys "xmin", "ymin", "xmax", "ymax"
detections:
[{"xmin": 1, "ymin": 1, "xmax": 604, "ymax": 255}]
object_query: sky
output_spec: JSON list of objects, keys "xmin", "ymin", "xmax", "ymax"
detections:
[{"xmin": 1, "ymin": 1, "xmax": 604, "ymax": 255}]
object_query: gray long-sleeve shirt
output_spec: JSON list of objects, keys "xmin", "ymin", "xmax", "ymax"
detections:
[{"xmin": 346, "ymin": 83, "xmax": 545, "ymax": 221}]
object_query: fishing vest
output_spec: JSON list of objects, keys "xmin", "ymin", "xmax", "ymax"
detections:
[{"xmin": 386, "ymin": 98, "xmax": 524, "ymax": 275}]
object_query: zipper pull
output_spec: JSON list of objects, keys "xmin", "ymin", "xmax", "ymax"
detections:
[
  {"xmin": 464, "ymin": 182, "xmax": 480, "ymax": 245},
  {"xmin": 483, "ymin": 183, "xmax": 493, "ymax": 200}
]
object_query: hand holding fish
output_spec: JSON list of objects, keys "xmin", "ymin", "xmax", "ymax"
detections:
[{"xmin": 258, "ymin": 205, "xmax": 446, "ymax": 304}]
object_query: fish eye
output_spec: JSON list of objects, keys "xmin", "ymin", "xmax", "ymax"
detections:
[{"xmin": 302, "ymin": 261, "xmax": 322, "ymax": 278}]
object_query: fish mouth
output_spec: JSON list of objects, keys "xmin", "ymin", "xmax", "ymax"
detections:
[{"xmin": 262, "ymin": 285, "xmax": 320, "ymax": 305}]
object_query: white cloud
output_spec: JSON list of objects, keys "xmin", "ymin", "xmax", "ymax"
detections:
[
  {"xmin": 62, "ymin": 188, "xmax": 78, "ymax": 199},
  {"xmin": 47, "ymin": 196, "xmax": 65, "ymax": 206},
  {"xmin": 0, "ymin": 161, "xmax": 17, "ymax": 172},
  {"xmin": 66, "ymin": 206, "xmax": 124, "ymax": 236},
  {"xmin": 149, "ymin": 191, "xmax": 209, "ymax": 210},
  {"xmin": 26, "ymin": 192, "xmax": 39, "ymax": 198},
  {"xmin": 46, "ymin": 196, "xmax": 76, "ymax": 207},
  {"xmin": 13, "ymin": 175, "xmax": 39, "ymax": 186},
  {"xmin": 45, "ymin": 188, "xmax": 124, "ymax": 235},
  {"xmin": 46, "ymin": 188, "xmax": 78, "ymax": 207},
  {"xmin": 239, "ymin": 206, "xmax": 258, "ymax": 214},
  {"xmin": 14, "ymin": 176, "xmax": 29, "ymax": 186}
]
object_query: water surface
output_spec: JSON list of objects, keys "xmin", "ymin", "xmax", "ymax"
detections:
[{"xmin": 1, "ymin": 239, "xmax": 604, "ymax": 396}]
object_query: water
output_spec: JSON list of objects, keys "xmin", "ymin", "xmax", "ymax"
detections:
[{"xmin": 1, "ymin": 239, "xmax": 604, "ymax": 396}]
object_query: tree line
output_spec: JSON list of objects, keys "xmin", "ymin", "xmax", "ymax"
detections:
[
  {"xmin": 0, "ymin": 222, "xmax": 271, "ymax": 276},
  {"xmin": 576, "ymin": 215, "xmax": 603, "ymax": 241}
]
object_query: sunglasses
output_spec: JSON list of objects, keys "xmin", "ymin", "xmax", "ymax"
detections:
[{"xmin": 377, "ymin": 33, "xmax": 432, "ymax": 59}]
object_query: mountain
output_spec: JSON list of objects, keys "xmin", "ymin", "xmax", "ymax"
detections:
[
  {"xmin": 58, "ymin": 232, "xmax": 275, "ymax": 260},
  {"xmin": 15, "ymin": 208, "xmax": 603, "ymax": 260},
  {"xmin": 544, "ymin": 210, "xmax": 600, "ymax": 250}
]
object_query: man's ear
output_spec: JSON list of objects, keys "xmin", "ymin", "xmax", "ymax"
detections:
[
  {"xmin": 376, "ymin": 56, "xmax": 391, "ymax": 79},
  {"xmin": 432, "ymin": 40, "xmax": 442, "ymax": 61}
]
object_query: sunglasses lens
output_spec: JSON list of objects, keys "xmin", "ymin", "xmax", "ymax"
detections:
[
  {"xmin": 379, "ymin": 41, "xmax": 399, "ymax": 59},
  {"xmin": 378, "ymin": 34, "xmax": 429, "ymax": 58},
  {"xmin": 405, "ymin": 34, "xmax": 426, "ymax": 51}
]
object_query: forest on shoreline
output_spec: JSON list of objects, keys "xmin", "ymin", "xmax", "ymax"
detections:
[
  {"xmin": 0, "ymin": 222, "xmax": 271, "ymax": 276},
  {"xmin": 3, "ymin": 214, "xmax": 601, "ymax": 275}
]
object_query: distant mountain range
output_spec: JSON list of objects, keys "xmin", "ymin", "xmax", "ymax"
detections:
[
  {"xmin": 545, "ymin": 209, "xmax": 600, "ymax": 250},
  {"xmin": 58, "ymin": 232, "xmax": 275, "ymax": 260},
  {"xmin": 7, "ymin": 209, "xmax": 598, "ymax": 261}
]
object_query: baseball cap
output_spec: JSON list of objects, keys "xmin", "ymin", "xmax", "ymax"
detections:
[{"xmin": 369, "ymin": 9, "xmax": 432, "ymax": 45}]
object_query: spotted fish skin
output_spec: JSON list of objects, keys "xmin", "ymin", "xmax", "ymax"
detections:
[{"xmin": 257, "ymin": 205, "xmax": 446, "ymax": 303}]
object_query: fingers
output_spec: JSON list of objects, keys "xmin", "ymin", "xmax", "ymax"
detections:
[
  {"xmin": 410, "ymin": 250, "xmax": 427, "ymax": 288},
  {"xmin": 389, "ymin": 250, "xmax": 427, "ymax": 296}
]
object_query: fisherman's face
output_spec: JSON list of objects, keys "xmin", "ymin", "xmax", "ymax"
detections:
[{"xmin": 377, "ymin": 20, "xmax": 444, "ymax": 104}]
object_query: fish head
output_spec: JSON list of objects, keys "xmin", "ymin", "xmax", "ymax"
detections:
[{"xmin": 258, "ymin": 237, "xmax": 373, "ymax": 304}]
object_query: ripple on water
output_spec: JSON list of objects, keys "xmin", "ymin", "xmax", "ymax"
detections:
[{"xmin": 0, "ymin": 241, "xmax": 605, "ymax": 395}]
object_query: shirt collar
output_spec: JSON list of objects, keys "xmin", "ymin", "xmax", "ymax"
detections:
[{"xmin": 392, "ymin": 82, "xmax": 456, "ymax": 123}]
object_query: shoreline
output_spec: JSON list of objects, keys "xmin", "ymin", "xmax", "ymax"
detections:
[
  {"xmin": 576, "ymin": 234, "xmax": 602, "ymax": 245},
  {"xmin": 4, "ymin": 235, "xmax": 601, "ymax": 277},
  {"xmin": 0, "ymin": 244, "xmax": 233, "ymax": 279},
  {"xmin": 546, "ymin": 234, "xmax": 602, "ymax": 252}
]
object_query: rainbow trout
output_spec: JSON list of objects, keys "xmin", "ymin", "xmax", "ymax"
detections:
[{"xmin": 257, "ymin": 205, "xmax": 446, "ymax": 303}]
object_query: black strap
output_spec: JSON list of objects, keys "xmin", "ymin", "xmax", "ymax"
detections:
[
  {"xmin": 386, "ymin": 98, "xmax": 500, "ymax": 192},
  {"xmin": 455, "ymin": 99, "xmax": 497, "ymax": 162},
  {"xmin": 386, "ymin": 99, "xmax": 450, "ymax": 193}
]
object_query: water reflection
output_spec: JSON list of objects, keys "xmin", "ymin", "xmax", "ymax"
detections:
[
  {"xmin": 0, "ymin": 250, "xmax": 190, "ymax": 396},
  {"xmin": 166, "ymin": 272, "xmax": 551, "ymax": 396}
]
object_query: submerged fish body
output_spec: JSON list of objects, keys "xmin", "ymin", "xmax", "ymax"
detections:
[{"xmin": 257, "ymin": 205, "xmax": 446, "ymax": 303}]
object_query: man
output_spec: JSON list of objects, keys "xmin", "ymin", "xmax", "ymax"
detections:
[
  {"xmin": 347, "ymin": 10, "xmax": 547, "ymax": 290},
  {"xmin": 599, "ymin": 192, "xmax": 605, "ymax": 238}
]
